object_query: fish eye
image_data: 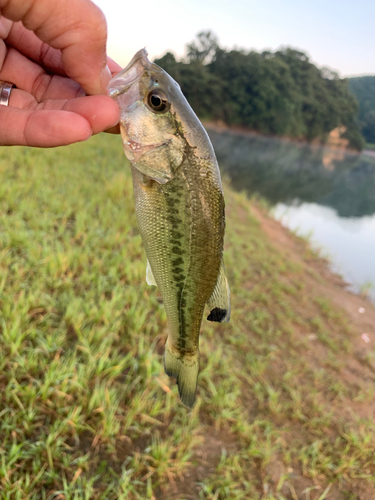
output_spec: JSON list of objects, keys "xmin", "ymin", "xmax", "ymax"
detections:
[{"xmin": 147, "ymin": 90, "xmax": 169, "ymax": 112}]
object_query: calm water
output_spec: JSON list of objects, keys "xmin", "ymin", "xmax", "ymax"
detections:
[{"xmin": 207, "ymin": 127, "xmax": 375, "ymax": 301}]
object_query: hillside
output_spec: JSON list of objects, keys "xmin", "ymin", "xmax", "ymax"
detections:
[
  {"xmin": 349, "ymin": 76, "xmax": 375, "ymax": 144},
  {"xmin": 1, "ymin": 134, "xmax": 375, "ymax": 499}
]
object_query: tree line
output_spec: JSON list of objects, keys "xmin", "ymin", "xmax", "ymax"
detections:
[
  {"xmin": 349, "ymin": 76, "xmax": 375, "ymax": 145},
  {"xmin": 155, "ymin": 32, "xmax": 364, "ymax": 151}
]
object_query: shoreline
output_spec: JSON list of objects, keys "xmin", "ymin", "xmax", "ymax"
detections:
[
  {"xmin": 203, "ymin": 120, "xmax": 366, "ymax": 156},
  {"xmin": 363, "ymin": 149, "xmax": 375, "ymax": 159},
  {"xmin": 205, "ymin": 120, "xmax": 375, "ymax": 304},
  {"xmin": 246, "ymin": 196, "xmax": 375, "ymax": 377}
]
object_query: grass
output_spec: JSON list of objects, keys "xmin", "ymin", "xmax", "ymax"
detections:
[
  {"xmin": 1, "ymin": 134, "xmax": 375, "ymax": 499},
  {"xmin": 359, "ymin": 281, "xmax": 374, "ymax": 300}
]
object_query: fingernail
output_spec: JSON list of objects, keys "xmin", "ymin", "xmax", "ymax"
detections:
[{"xmin": 101, "ymin": 65, "xmax": 112, "ymax": 94}]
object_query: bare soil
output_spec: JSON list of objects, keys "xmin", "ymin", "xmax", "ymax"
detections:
[{"xmin": 252, "ymin": 204, "xmax": 375, "ymax": 376}]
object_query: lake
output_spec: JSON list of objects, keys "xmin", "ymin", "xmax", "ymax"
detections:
[{"xmin": 206, "ymin": 127, "xmax": 375, "ymax": 302}]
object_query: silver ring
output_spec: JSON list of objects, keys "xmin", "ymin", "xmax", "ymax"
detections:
[{"xmin": 0, "ymin": 81, "xmax": 14, "ymax": 106}]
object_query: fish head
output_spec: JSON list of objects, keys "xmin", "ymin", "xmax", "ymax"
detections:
[{"xmin": 107, "ymin": 49, "xmax": 188, "ymax": 184}]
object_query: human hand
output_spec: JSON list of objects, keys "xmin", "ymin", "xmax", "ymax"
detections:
[{"xmin": 0, "ymin": 0, "xmax": 121, "ymax": 147}]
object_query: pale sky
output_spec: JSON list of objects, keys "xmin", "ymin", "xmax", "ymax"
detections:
[{"xmin": 93, "ymin": 0, "xmax": 375, "ymax": 77}]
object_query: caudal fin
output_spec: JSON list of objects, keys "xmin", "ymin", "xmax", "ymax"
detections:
[{"xmin": 164, "ymin": 346, "xmax": 199, "ymax": 408}]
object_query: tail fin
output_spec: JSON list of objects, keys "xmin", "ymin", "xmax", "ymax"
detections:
[{"xmin": 164, "ymin": 345, "xmax": 199, "ymax": 409}]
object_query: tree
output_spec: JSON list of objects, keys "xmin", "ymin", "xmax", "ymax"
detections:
[
  {"xmin": 154, "ymin": 33, "xmax": 365, "ymax": 150},
  {"xmin": 186, "ymin": 31, "xmax": 219, "ymax": 64},
  {"xmin": 349, "ymin": 76, "xmax": 375, "ymax": 144}
]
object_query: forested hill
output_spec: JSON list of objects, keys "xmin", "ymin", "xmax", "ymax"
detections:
[
  {"xmin": 155, "ymin": 32, "xmax": 364, "ymax": 151},
  {"xmin": 348, "ymin": 76, "xmax": 375, "ymax": 144}
]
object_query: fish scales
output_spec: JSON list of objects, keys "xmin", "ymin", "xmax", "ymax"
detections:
[
  {"xmin": 132, "ymin": 153, "xmax": 224, "ymax": 354},
  {"xmin": 108, "ymin": 49, "xmax": 230, "ymax": 407}
]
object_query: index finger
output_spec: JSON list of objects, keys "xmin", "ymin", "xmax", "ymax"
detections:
[
  {"xmin": 5, "ymin": 22, "xmax": 123, "ymax": 79},
  {"xmin": 0, "ymin": 0, "xmax": 111, "ymax": 95}
]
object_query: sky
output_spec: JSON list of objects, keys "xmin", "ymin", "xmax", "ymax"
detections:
[{"xmin": 93, "ymin": 0, "xmax": 375, "ymax": 78}]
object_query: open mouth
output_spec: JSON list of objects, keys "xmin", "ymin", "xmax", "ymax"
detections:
[
  {"xmin": 124, "ymin": 138, "xmax": 171, "ymax": 161},
  {"xmin": 107, "ymin": 49, "xmax": 150, "ymax": 99}
]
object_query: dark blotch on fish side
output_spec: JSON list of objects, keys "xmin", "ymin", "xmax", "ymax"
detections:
[
  {"xmin": 169, "ymin": 216, "xmax": 182, "ymax": 224},
  {"xmin": 171, "ymin": 246, "xmax": 184, "ymax": 255},
  {"xmin": 176, "ymin": 286, "xmax": 188, "ymax": 349},
  {"xmin": 207, "ymin": 308, "xmax": 227, "ymax": 323},
  {"xmin": 171, "ymin": 230, "xmax": 182, "ymax": 239},
  {"xmin": 166, "ymin": 198, "xmax": 178, "ymax": 206},
  {"xmin": 167, "ymin": 207, "xmax": 179, "ymax": 214}
]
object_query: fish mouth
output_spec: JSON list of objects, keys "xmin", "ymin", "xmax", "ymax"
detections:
[
  {"xmin": 124, "ymin": 137, "xmax": 172, "ymax": 161},
  {"xmin": 107, "ymin": 49, "xmax": 151, "ymax": 99}
]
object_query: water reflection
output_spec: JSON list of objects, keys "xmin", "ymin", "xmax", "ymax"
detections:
[
  {"xmin": 274, "ymin": 203, "xmax": 375, "ymax": 300},
  {"xmin": 207, "ymin": 127, "xmax": 375, "ymax": 300},
  {"xmin": 207, "ymin": 128, "xmax": 375, "ymax": 218}
]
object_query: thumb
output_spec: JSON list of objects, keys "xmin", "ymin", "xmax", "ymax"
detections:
[{"xmin": 0, "ymin": 0, "xmax": 111, "ymax": 95}]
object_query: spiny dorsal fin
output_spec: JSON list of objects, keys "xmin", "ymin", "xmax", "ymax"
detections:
[
  {"xmin": 206, "ymin": 260, "xmax": 231, "ymax": 323},
  {"xmin": 146, "ymin": 259, "xmax": 157, "ymax": 286}
]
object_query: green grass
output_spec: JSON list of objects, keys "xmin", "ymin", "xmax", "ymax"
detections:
[{"xmin": 1, "ymin": 134, "xmax": 375, "ymax": 499}]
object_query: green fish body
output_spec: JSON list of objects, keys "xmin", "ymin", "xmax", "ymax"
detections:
[{"xmin": 108, "ymin": 50, "xmax": 230, "ymax": 407}]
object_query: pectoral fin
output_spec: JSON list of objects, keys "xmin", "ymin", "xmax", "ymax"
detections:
[
  {"xmin": 132, "ymin": 161, "xmax": 172, "ymax": 184},
  {"xmin": 206, "ymin": 261, "xmax": 231, "ymax": 323},
  {"xmin": 146, "ymin": 260, "xmax": 157, "ymax": 286}
]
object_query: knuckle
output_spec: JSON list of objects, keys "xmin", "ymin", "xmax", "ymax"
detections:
[
  {"xmin": 32, "ymin": 72, "xmax": 52, "ymax": 102},
  {"xmin": 39, "ymin": 42, "xmax": 54, "ymax": 66}
]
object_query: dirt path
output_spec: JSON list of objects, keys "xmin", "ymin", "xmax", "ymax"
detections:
[
  {"xmin": 252, "ymin": 204, "xmax": 375, "ymax": 419},
  {"xmin": 252, "ymin": 204, "xmax": 375, "ymax": 339}
]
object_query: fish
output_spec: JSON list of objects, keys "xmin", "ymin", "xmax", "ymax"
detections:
[{"xmin": 107, "ymin": 49, "xmax": 230, "ymax": 408}]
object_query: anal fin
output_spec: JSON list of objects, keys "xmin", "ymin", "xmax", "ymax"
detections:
[
  {"xmin": 206, "ymin": 260, "xmax": 231, "ymax": 323},
  {"xmin": 146, "ymin": 259, "xmax": 157, "ymax": 286}
]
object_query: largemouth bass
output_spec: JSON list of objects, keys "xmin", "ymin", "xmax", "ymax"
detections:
[{"xmin": 107, "ymin": 49, "xmax": 230, "ymax": 408}]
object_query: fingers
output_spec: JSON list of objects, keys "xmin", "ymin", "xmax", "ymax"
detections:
[
  {"xmin": 0, "ymin": 15, "xmax": 12, "ymax": 38},
  {"xmin": 0, "ymin": 47, "xmax": 124, "ymax": 102},
  {"xmin": 5, "ymin": 20, "xmax": 66, "ymax": 75},
  {"xmin": 0, "ymin": 0, "xmax": 110, "ymax": 95},
  {"xmin": 0, "ymin": 1, "xmax": 123, "ymax": 146},
  {"xmin": 1, "ymin": 47, "xmax": 85, "ymax": 100},
  {"xmin": 3, "ymin": 22, "xmax": 123, "ymax": 80},
  {"xmin": 106, "ymin": 57, "xmax": 123, "ymax": 134},
  {"xmin": 107, "ymin": 56, "xmax": 123, "ymax": 75},
  {"xmin": 0, "ymin": 106, "xmax": 92, "ymax": 147},
  {"xmin": 1, "ymin": 91, "xmax": 120, "ymax": 146},
  {"xmin": 47, "ymin": 95, "xmax": 120, "ymax": 135}
]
